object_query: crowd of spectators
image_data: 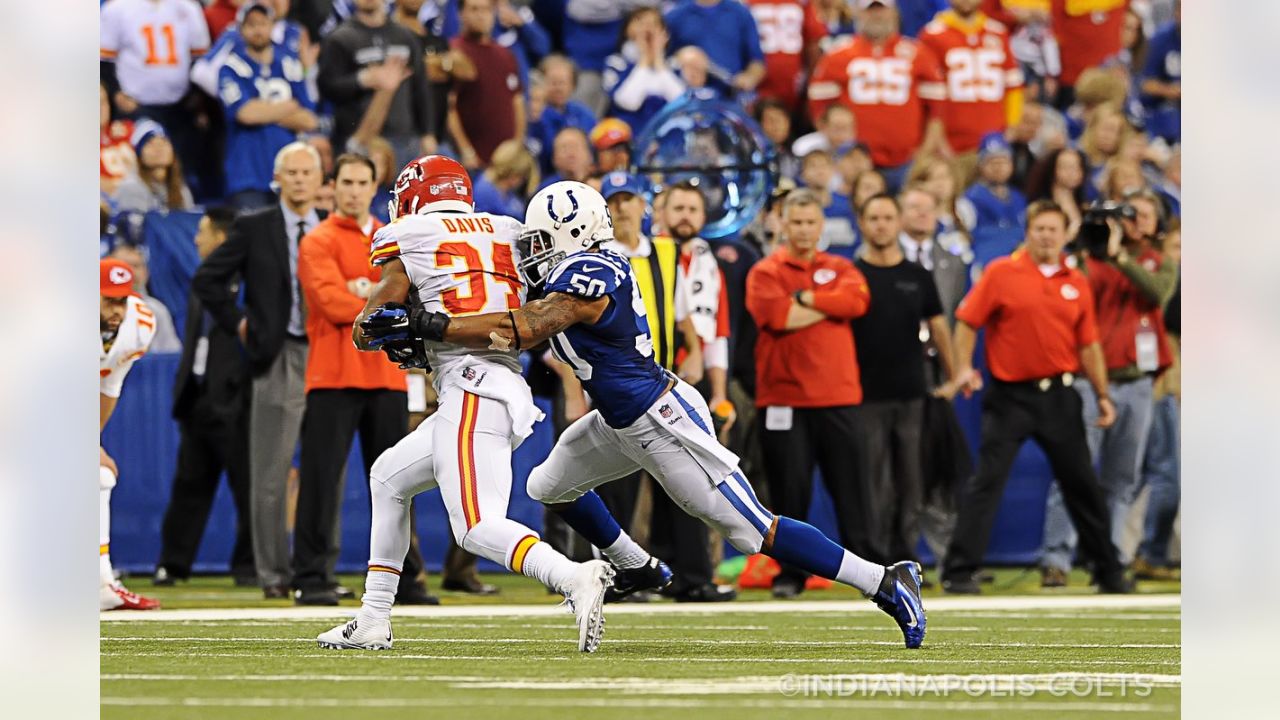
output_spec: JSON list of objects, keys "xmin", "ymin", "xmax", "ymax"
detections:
[{"xmin": 100, "ymin": 0, "xmax": 1181, "ymax": 598}]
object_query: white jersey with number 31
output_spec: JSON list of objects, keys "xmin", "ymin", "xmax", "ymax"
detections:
[{"xmin": 370, "ymin": 212, "xmax": 527, "ymax": 376}]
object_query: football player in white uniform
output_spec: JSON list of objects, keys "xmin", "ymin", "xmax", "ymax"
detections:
[
  {"xmin": 317, "ymin": 156, "xmax": 614, "ymax": 653},
  {"xmin": 386, "ymin": 182, "xmax": 928, "ymax": 649},
  {"xmin": 99, "ymin": 258, "xmax": 161, "ymax": 611}
]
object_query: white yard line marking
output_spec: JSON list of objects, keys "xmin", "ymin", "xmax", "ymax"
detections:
[
  {"xmin": 97, "ymin": 651, "xmax": 1182, "ymax": 667},
  {"xmin": 99, "ymin": 696, "xmax": 1178, "ymax": 712},
  {"xmin": 100, "ymin": 594, "xmax": 1180, "ymax": 622},
  {"xmin": 143, "ymin": 619, "xmax": 1180, "ymax": 634},
  {"xmin": 101, "ymin": 672, "xmax": 1182, "ymax": 693},
  {"xmin": 946, "ymin": 612, "xmax": 1179, "ymax": 620},
  {"xmin": 150, "ymin": 620, "xmax": 775, "ymax": 631},
  {"xmin": 100, "ymin": 636, "xmax": 1181, "ymax": 649}
]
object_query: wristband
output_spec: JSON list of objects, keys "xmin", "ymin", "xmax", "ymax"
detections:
[{"xmin": 410, "ymin": 308, "xmax": 451, "ymax": 342}]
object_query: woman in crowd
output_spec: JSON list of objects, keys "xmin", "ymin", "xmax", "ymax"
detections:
[
  {"xmin": 1101, "ymin": 158, "xmax": 1148, "ymax": 202},
  {"xmin": 113, "ymin": 120, "xmax": 194, "ymax": 214},
  {"xmin": 906, "ymin": 157, "xmax": 973, "ymax": 257},
  {"xmin": 1025, "ymin": 147, "xmax": 1091, "ymax": 239},
  {"xmin": 602, "ymin": 7, "xmax": 685, "ymax": 135},
  {"xmin": 1081, "ymin": 104, "xmax": 1133, "ymax": 194}
]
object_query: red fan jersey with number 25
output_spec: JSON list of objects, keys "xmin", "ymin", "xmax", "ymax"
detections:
[{"xmin": 808, "ymin": 34, "xmax": 946, "ymax": 168}]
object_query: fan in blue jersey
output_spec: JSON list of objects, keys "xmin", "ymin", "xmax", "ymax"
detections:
[
  {"xmin": 963, "ymin": 132, "xmax": 1028, "ymax": 269},
  {"xmin": 387, "ymin": 181, "xmax": 927, "ymax": 649},
  {"xmin": 217, "ymin": 2, "xmax": 317, "ymax": 209}
]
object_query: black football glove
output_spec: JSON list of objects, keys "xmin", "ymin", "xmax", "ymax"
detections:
[
  {"xmin": 379, "ymin": 338, "xmax": 432, "ymax": 371},
  {"xmin": 360, "ymin": 302, "xmax": 452, "ymax": 348}
]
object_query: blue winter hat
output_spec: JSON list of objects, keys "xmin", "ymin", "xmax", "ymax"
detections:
[
  {"xmin": 130, "ymin": 119, "xmax": 167, "ymax": 157},
  {"xmin": 978, "ymin": 132, "xmax": 1012, "ymax": 162}
]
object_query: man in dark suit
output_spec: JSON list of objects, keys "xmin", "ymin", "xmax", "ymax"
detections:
[
  {"xmin": 155, "ymin": 207, "xmax": 255, "ymax": 586},
  {"xmin": 192, "ymin": 142, "xmax": 325, "ymax": 598},
  {"xmin": 899, "ymin": 183, "xmax": 973, "ymax": 574},
  {"xmin": 899, "ymin": 185, "xmax": 968, "ymax": 323}
]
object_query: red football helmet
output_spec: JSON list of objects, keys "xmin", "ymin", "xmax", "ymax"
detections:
[{"xmin": 389, "ymin": 154, "xmax": 474, "ymax": 220}]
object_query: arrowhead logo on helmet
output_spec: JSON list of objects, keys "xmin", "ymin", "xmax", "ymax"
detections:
[{"xmin": 389, "ymin": 155, "xmax": 474, "ymax": 220}]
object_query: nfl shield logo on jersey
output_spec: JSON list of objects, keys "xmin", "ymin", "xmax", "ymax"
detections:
[{"xmin": 659, "ymin": 404, "xmax": 672, "ymax": 418}]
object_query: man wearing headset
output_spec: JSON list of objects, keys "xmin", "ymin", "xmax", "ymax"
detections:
[{"xmin": 1039, "ymin": 190, "xmax": 1177, "ymax": 588}]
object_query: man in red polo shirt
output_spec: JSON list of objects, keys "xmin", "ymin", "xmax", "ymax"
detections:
[
  {"xmin": 746, "ymin": 188, "xmax": 877, "ymax": 597},
  {"xmin": 941, "ymin": 199, "xmax": 1131, "ymax": 594}
]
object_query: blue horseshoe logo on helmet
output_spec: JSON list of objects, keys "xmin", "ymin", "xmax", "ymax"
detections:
[{"xmin": 547, "ymin": 188, "xmax": 579, "ymax": 224}]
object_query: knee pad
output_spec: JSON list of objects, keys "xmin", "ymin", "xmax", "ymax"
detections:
[
  {"xmin": 725, "ymin": 525, "xmax": 765, "ymax": 556},
  {"xmin": 526, "ymin": 466, "xmax": 582, "ymax": 505},
  {"xmin": 525, "ymin": 466, "xmax": 556, "ymax": 503},
  {"xmin": 99, "ymin": 465, "xmax": 117, "ymax": 491}
]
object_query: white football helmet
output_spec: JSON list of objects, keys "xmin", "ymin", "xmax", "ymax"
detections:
[{"xmin": 520, "ymin": 181, "xmax": 614, "ymax": 287}]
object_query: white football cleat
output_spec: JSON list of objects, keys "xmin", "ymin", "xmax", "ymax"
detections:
[
  {"xmin": 562, "ymin": 560, "xmax": 614, "ymax": 653},
  {"xmin": 317, "ymin": 616, "xmax": 393, "ymax": 650}
]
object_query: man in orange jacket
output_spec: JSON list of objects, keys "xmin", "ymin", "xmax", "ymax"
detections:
[
  {"xmin": 745, "ymin": 188, "xmax": 880, "ymax": 598},
  {"xmin": 292, "ymin": 153, "xmax": 432, "ymax": 605}
]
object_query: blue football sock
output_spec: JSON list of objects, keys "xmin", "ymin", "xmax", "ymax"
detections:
[
  {"xmin": 768, "ymin": 515, "xmax": 845, "ymax": 579},
  {"xmin": 553, "ymin": 491, "xmax": 623, "ymax": 549}
]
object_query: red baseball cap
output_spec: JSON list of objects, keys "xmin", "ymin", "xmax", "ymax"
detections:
[{"xmin": 100, "ymin": 258, "xmax": 135, "ymax": 298}]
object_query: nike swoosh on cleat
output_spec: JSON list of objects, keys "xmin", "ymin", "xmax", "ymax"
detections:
[{"xmin": 899, "ymin": 582, "xmax": 919, "ymax": 628}]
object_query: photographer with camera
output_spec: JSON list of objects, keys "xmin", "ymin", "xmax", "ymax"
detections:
[{"xmin": 1039, "ymin": 191, "xmax": 1176, "ymax": 588}]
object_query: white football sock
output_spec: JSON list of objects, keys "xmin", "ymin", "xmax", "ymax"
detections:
[
  {"xmin": 518, "ymin": 541, "xmax": 577, "ymax": 593},
  {"xmin": 836, "ymin": 551, "xmax": 886, "ymax": 597},
  {"xmin": 601, "ymin": 531, "xmax": 650, "ymax": 570},
  {"xmin": 359, "ymin": 567, "xmax": 401, "ymax": 621},
  {"xmin": 100, "ymin": 479, "xmax": 114, "ymax": 585}
]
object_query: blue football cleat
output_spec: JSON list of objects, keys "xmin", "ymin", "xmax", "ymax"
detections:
[
  {"xmin": 604, "ymin": 556, "xmax": 673, "ymax": 603},
  {"xmin": 873, "ymin": 561, "xmax": 927, "ymax": 649}
]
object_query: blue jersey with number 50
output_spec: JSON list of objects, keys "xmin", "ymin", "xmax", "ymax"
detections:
[{"xmin": 544, "ymin": 249, "xmax": 669, "ymax": 428}]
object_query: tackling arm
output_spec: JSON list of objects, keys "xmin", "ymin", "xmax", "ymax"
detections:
[{"xmin": 443, "ymin": 292, "xmax": 609, "ymax": 351}]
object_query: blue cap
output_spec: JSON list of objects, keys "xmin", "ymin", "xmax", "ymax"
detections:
[
  {"xmin": 601, "ymin": 171, "xmax": 643, "ymax": 201},
  {"xmin": 978, "ymin": 132, "xmax": 1012, "ymax": 162}
]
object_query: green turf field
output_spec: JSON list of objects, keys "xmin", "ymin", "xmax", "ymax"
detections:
[{"xmin": 101, "ymin": 571, "xmax": 1180, "ymax": 718}]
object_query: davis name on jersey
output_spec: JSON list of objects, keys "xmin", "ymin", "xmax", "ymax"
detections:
[
  {"xmin": 370, "ymin": 212, "xmax": 527, "ymax": 375},
  {"xmin": 101, "ymin": 296, "xmax": 157, "ymax": 399},
  {"xmin": 544, "ymin": 250, "xmax": 670, "ymax": 429}
]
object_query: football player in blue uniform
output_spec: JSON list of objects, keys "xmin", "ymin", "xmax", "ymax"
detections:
[{"xmin": 363, "ymin": 181, "xmax": 927, "ymax": 648}]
